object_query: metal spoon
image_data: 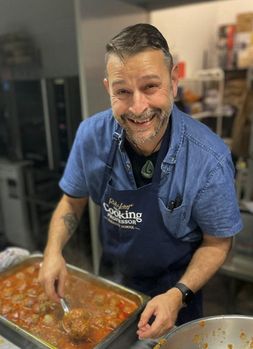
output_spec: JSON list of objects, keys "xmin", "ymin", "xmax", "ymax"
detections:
[
  {"xmin": 60, "ymin": 297, "xmax": 70, "ymax": 313},
  {"xmin": 55, "ymin": 280, "xmax": 70, "ymax": 313}
]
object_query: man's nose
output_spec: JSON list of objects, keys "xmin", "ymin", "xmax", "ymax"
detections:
[{"xmin": 129, "ymin": 92, "xmax": 149, "ymax": 116}]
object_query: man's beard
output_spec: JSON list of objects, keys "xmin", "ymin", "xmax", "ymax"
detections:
[{"xmin": 114, "ymin": 87, "xmax": 174, "ymax": 144}]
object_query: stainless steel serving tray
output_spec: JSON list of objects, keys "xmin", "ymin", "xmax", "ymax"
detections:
[{"xmin": 0, "ymin": 254, "xmax": 150, "ymax": 349}]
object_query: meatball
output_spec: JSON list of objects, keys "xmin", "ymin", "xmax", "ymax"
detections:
[
  {"xmin": 31, "ymin": 277, "xmax": 39, "ymax": 285},
  {"xmin": 20, "ymin": 309, "xmax": 30, "ymax": 320},
  {"xmin": 26, "ymin": 287, "xmax": 40, "ymax": 297},
  {"xmin": 3, "ymin": 279, "xmax": 12, "ymax": 287},
  {"xmin": 37, "ymin": 292, "xmax": 48, "ymax": 303},
  {"xmin": 23, "ymin": 314, "xmax": 39, "ymax": 326},
  {"xmin": 16, "ymin": 280, "xmax": 27, "ymax": 291},
  {"xmin": 108, "ymin": 296, "xmax": 121, "ymax": 307},
  {"xmin": 26, "ymin": 266, "xmax": 36, "ymax": 274},
  {"xmin": 15, "ymin": 272, "xmax": 26, "ymax": 279},
  {"xmin": 1, "ymin": 287, "xmax": 15, "ymax": 299},
  {"xmin": 106, "ymin": 318, "xmax": 122, "ymax": 329},
  {"xmin": 69, "ymin": 317, "xmax": 90, "ymax": 340},
  {"xmin": 22, "ymin": 297, "xmax": 35, "ymax": 309},
  {"xmin": 0, "ymin": 304, "xmax": 12, "ymax": 315},
  {"xmin": 32, "ymin": 302, "xmax": 50, "ymax": 315},
  {"xmin": 104, "ymin": 306, "xmax": 120, "ymax": 319},
  {"xmin": 123, "ymin": 305, "xmax": 133, "ymax": 315},
  {"xmin": 29, "ymin": 325, "xmax": 44, "ymax": 337},
  {"xmin": 42, "ymin": 314, "xmax": 59, "ymax": 327},
  {"xmin": 9, "ymin": 309, "xmax": 21, "ymax": 321},
  {"xmin": 91, "ymin": 316, "xmax": 105, "ymax": 329},
  {"xmin": 93, "ymin": 293, "xmax": 106, "ymax": 306},
  {"xmin": 12, "ymin": 293, "xmax": 25, "ymax": 304},
  {"xmin": 65, "ymin": 308, "xmax": 90, "ymax": 321},
  {"xmin": 62, "ymin": 308, "xmax": 90, "ymax": 339}
]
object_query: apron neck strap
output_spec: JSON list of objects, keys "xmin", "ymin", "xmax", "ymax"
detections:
[
  {"xmin": 152, "ymin": 119, "xmax": 171, "ymax": 185},
  {"xmin": 106, "ymin": 124, "xmax": 122, "ymax": 171}
]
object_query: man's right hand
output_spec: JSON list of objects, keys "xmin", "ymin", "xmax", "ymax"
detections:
[{"xmin": 38, "ymin": 253, "xmax": 68, "ymax": 303}]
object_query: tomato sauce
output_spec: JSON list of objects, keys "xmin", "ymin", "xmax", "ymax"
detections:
[{"xmin": 0, "ymin": 263, "xmax": 138, "ymax": 349}]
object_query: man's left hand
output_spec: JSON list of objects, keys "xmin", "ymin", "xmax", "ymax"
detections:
[{"xmin": 136, "ymin": 288, "xmax": 183, "ymax": 339}]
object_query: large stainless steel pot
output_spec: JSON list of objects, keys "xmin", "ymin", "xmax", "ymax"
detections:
[{"xmin": 164, "ymin": 315, "xmax": 253, "ymax": 349}]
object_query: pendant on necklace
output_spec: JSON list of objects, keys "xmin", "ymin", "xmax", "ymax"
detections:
[{"xmin": 141, "ymin": 160, "xmax": 154, "ymax": 179}]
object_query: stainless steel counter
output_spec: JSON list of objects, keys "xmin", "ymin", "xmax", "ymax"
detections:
[
  {"xmin": 0, "ymin": 320, "xmax": 158, "ymax": 349},
  {"xmin": 219, "ymin": 249, "xmax": 253, "ymax": 313},
  {"xmin": 0, "ymin": 334, "xmax": 20, "ymax": 349}
]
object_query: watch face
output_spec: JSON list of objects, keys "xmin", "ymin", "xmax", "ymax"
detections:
[
  {"xmin": 185, "ymin": 290, "xmax": 194, "ymax": 305},
  {"xmin": 175, "ymin": 283, "xmax": 194, "ymax": 306}
]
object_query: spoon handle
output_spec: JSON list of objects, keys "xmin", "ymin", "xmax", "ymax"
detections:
[
  {"xmin": 60, "ymin": 298, "xmax": 70, "ymax": 313},
  {"xmin": 55, "ymin": 279, "xmax": 70, "ymax": 313}
]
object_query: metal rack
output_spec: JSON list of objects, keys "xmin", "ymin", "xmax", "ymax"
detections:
[
  {"xmin": 219, "ymin": 66, "xmax": 253, "ymax": 314},
  {"xmin": 178, "ymin": 68, "xmax": 225, "ymax": 136},
  {"xmin": 244, "ymin": 66, "xmax": 253, "ymax": 202}
]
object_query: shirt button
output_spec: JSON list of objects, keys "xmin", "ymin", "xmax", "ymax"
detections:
[
  {"xmin": 171, "ymin": 158, "xmax": 175, "ymax": 162},
  {"xmin": 126, "ymin": 163, "xmax": 131, "ymax": 169}
]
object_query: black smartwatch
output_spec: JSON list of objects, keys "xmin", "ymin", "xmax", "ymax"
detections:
[{"xmin": 174, "ymin": 283, "xmax": 194, "ymax": 307}]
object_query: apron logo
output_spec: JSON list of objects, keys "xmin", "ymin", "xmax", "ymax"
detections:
[{"xmin": 103, "ymin": 198, "xmax": 142, "ymax": 229}]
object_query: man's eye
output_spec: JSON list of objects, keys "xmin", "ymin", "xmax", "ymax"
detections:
[
  {"xmin": 117, "ymin": 90, "xmax": 129, "ymax": 95},
  {"xmin": 146, "ymin": 84, "xmax": 156, "ymax": 89}
]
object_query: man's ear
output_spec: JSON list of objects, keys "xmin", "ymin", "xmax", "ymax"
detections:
[
  {"xmin": 171, "ymin": 65, "xmax": 179, "ymax": 98},
  {"xmin": 103, "ymin": 78, "xmax": 110, "ymax": 95}
]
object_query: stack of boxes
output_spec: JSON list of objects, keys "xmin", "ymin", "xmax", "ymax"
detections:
[
  {"xmin": 235, "ymin": 13, "xmax": 253, "ymax": 69},
  {"xmin": 217, "ymin": 12, "xmax": 253, "ymax": 70}
]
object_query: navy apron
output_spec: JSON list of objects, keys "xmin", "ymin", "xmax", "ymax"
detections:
[{"xmin": 99, "ymin": 123, "xmax": 202, "ymax": 325}]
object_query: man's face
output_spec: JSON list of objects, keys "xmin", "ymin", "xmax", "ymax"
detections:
[{"xmin": 104, "ymin": 49, "xmax": 178, "ymax": 145}]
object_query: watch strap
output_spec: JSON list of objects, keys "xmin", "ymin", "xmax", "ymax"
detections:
[{"xmin": 174, "ymin": 282, "xmax": 194, "ymax": 306}]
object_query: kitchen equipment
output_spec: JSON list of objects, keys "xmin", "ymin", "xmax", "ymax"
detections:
[
  {"xmin": 0, "ymin": 254, "xmax": 150, "ymax": 349},
  {"xmin": 160, "ymin": 315, "xmax": 253, "ymax": 349}
]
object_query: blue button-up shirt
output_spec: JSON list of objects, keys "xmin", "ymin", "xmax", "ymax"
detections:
[{"xmin": 60, "ymin": 105, "xmax": 243, "ymax": 242}]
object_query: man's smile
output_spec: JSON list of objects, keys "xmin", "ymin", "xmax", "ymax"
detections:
[{"xmin": 127, "ymin": 113, "xmax": 156, "ymax": 124}]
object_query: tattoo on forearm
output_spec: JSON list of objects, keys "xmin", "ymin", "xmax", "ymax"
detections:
[{"xmin": 61, "ymin": 213, "xmax": 78, "ymax": 237}]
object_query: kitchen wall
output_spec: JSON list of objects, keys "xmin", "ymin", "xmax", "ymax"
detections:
[
  {"xmin": 0, "ymin": 0, "xmax": 78, "ymax": 78},
  {"xmin": 150, "ymin": 0, "xmax": 253, "ymax": 77}
]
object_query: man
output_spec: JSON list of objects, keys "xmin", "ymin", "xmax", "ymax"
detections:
[{"xmin": 38, "ymin": 23, "xmax": 242, "ymax": 339}]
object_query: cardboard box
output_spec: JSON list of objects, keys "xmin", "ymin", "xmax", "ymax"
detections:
[
  {"xmin": 237, "ymin": 12, "xmax": 253, "ymax": 33},
  {"xmin": 234, "ymin": 32, "xmax": 253, "ymax": 68}
]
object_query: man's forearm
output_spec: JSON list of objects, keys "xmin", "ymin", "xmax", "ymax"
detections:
[
  {"xmin": 45, "ymin": 194, "xmax": 88, "ymax": 255},
  {"xmin": 177, "ymin": 234, "xmax": 232, "ymax": 293}
]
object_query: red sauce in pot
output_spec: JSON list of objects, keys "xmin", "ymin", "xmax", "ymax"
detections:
[{"xmin": 0, "ymin": 263, "xmax": 138, "ymax": 349}]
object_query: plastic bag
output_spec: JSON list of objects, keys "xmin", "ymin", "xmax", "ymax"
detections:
[{"xmin": 0, "ymin": 247, "xmax": 30, "ymax": 273}]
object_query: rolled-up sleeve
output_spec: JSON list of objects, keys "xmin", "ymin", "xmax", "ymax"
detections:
[{"xmin": 59, "ymin": 124, "xmax": 88, "ymax": 198}]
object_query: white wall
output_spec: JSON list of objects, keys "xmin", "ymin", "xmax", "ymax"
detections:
[
  {"xmin": 150, "ymin": 0, "xmax": 253, "ymax": 77},
  {"xmin": 0, "ymin": 0, "xmax": 78, "ymax": 78}
]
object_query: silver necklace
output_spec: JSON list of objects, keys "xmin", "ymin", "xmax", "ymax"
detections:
[{"xmin": 132, "ymin": 136, "xmax": 164, "ymax": 179}]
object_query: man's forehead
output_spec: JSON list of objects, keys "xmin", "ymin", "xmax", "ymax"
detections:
[
  {"xmin": 106, "ymin": 50, "xmax": 167, "ymax": 82},
  {"xmin": 111, "ymin": 74, "xmax": 162, "ymax": 88}
]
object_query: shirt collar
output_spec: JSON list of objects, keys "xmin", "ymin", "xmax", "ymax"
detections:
[{"xmin": 163, "ymin": 104, "xmax": 185, "ymax": 165}]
